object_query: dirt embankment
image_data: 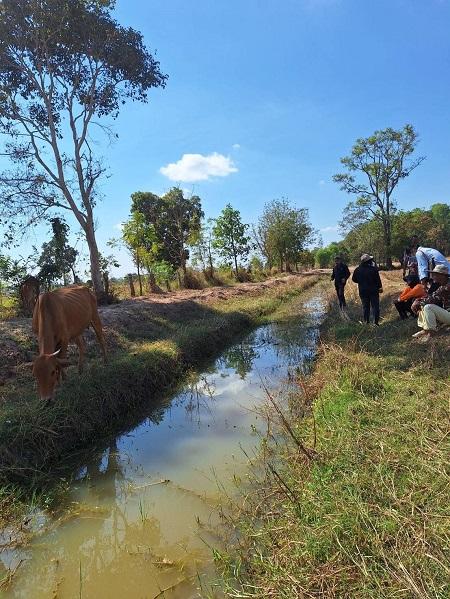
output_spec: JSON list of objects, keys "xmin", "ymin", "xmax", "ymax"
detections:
[{"xmin": 0, "ymin": 272, "xmax": 327, "ymax": 386}]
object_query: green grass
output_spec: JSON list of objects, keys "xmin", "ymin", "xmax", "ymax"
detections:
[{"xmin": 216, "ymin": 280, "xmax": 450, "ymax": 598}]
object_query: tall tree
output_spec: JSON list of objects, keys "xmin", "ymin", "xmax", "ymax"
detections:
[
  {"xmin": 37, "ymin": 217, "xmax": 78, "ymax": 288},
  {"xmin": 131, "ymin": 188, "xmax": 203, "ymax": 286},
  {"xmin": 0, "ymin": 0, "xmax": 167, "ymax": 295},
  {"xmin": 122, "ymin": 211, "xmax": 158, "ymax": 295},
  {"xmin": 256, "ymin": 199, "xmax": 315, "ymax": 271},
  {"xmin": 191, "ymin": 218, "xmax": 216, "ymax": 279},
  {"xmin": 334, "ymin": 125, "xmax": 424, "ymax": 268},
  {"xmin": 212, "ymin": 204, "xmax": 251, "ymax": 279}
]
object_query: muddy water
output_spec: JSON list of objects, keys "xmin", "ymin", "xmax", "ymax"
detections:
[{"xmin": 2, "ymin": 293, "xmax": 325, "ymax": 599}]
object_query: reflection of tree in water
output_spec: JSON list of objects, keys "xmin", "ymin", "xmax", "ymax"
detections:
[
  {"xmin": 184, "ymin": 375, "xmax": 216, "ymax": 422},
  {"xmin": 221, "ymin": 336, "xmax": 260, "ymax": 379},
  {"xmin": 269, "ymin": 320, "xmax": 318, "ymax": 369}
]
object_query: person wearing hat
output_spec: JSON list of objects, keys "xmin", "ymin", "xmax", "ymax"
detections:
[
  {"xmin": 394, "ymin": 275, "xmax": 426, "ymax": 320},
  {"xmin": 352, "ymin": 254, "xmax": 383, "ymax": 325},
  {"xmin": 411, "ymin": 264, "xmax": 450, "ymax": 341},
  {"xmin": 331, "ymin": 255, "xmax": 351, "ymax": 310}
]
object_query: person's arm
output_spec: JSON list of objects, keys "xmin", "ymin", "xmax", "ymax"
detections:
[
  {"xmin": 352, "ymin": 269, "xmax": 358, "ymax": 283},
  {"xmin": 416, "ymin": 249, "xmax": 429, "ymax": 282},
  {"xmin": 331, "ymin": 267, "xmax": 335, "ymax": 281},
  {"xmin": 344, "ymin": 265, "xmax": 350, "ymax": 280},
  {"xmin": 376, "ymin": 269, "xmax": 383, "ymax": 291},
  {"xmin": 420, "ymin": 287, "xmax": 445, "ymax": 308},
  {"xmin": 399, "ymin": 288, "xmax": 410, "ymax": 301}
]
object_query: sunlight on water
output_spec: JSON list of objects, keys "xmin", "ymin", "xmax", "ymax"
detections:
[{"xmin": 1, "ymin": 294, "xmax": 325, "ymax": 599}]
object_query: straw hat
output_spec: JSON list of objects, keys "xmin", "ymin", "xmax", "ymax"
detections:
[
  {"xmin": 427, "ymin": 264, "xmax": 449, "ymax": 276},
  {"xmin": 360, "ymin": 253, "xmax": 373, "ymax": 263}
]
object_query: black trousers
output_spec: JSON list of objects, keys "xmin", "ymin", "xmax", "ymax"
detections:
[
  {"xmin": 360, "ymin": 292, "xmax": 380, "ymax": 324},
  {"xmin": 335, "ymin": 282, "xmax": 347, "ymax": 308},
  {"xmin": 394, "ymin": 299, "xmax": 414, "ymax": 319}
]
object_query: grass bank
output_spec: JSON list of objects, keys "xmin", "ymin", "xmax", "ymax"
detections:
[
  {"xmin": 0, "ymin": 275, "xmax": 320, "ymax": 501},
  {"xmin": 217, "ymin": 273, "xmax": 449, "ymax": 598}
]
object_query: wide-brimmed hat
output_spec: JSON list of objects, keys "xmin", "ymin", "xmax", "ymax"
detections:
[
  {"xmin": 427, "ymin": 264, "xmax": 449, "ymax": 276},
  {"xmin": 360, "ymin": 253, "xmax": 373, "ymax": 263}
]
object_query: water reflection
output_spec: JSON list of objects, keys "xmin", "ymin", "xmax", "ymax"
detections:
[{"xmin": 2, "ymin": 292, "xmax": 326, "ymax": 599}]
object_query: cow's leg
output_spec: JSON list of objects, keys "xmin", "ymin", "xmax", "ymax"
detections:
[
  {"xmin": 58, "ymin": 342, "xmax": 69, "ymax": 380},
  {"xmin": 91, "ymin": 313, "xmax": 107, "ymax": 363},
  {"xmin": 74, "ymin": 336, "xmax": 86, "ymax": 373}
]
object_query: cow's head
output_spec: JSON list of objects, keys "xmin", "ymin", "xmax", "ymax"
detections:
[{"xmin": 31, "ymin": 350, "xmax": 70, "ymax": 400}]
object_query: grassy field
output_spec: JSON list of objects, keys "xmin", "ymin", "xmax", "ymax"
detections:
[{"xmin": 216, "ymin": 272, "xmax": 449, "ymax": 598}]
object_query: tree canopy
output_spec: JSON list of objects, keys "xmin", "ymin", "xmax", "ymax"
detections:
[
  {"xmin": 255, "ymin": 199, "xmax": 315, "ymax": 271},
  {"xmin": 334, "ymin": 124, "xmax": 424, "ymax": 268},
  {"xmin": 0, "ymin": 0, "xmax": 167, "ymax": 296},
  {"xmin": 128, "ymin": 187, "xmax": 203, "ymax": 286},
  {"xmin": 213, "ymin": 204, "xmax": 251, "ymax": 279}
]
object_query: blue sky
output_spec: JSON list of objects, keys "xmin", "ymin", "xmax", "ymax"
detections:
[{"xmin": 4, "ymin": 0, "xmax": 450, "ymax": 275}]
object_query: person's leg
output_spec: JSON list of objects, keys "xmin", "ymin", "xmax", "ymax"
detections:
[
  {"xmin": 404, "ymin": 299, "xmax": 414, "ymax": 316},
  {"xmin": 334, "ymin": 284, "xmax": 342, "ymax": 308},
  {"xmin": 421, "ymin": 304, "xmax": 450, "ymax": 331},
  {"xmin": 360, "ymin": 294, "xmax": 370, "ymax": 323},
  {"xmin": 394, "ymin": 300, "xmax": 407, "ymax": 319},
  {"xmin": 371, "ymin": 292, "xmax": 380, "ymax": 325},
  {"xmin": 336, "ymin": 283, "xmax": 347, "ymax": 308}
]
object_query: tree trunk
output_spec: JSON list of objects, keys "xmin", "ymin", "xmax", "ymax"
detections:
[
  {"xmin": 85, "ymin": 221, "xmax": 105, "ymax": 297},
  {"xmin": 103, "ymin": 272, "xmax": 110, "ymax": 296},
  {"xmin": 383, "ymin": 218, "xmax": 393, "ymax": 269},
  {"xmin": 233, "ymin": 253, "xmax": 239, "ymax": 280},
  {"xmin": 136, "ymin": 259, "xmax": 143, "ymax": 295},
  {"xmin": 127, "ymin": 274, "xmax": 136, "ymax": 297}
]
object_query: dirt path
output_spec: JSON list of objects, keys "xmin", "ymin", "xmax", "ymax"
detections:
[{"xmin": 0, "ymin": 271, "xmax": 327, "ymax": 385}]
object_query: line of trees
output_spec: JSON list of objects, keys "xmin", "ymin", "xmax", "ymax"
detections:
[
  {"xmin": 315, "ymin": 203, "xmax": 450, "ymax": 268},
  {"xmin": 120, "ymin": 190, "xmax": 316, "ymax": 291}
]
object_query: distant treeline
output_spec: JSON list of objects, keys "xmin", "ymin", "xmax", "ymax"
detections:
[{"xmin": 315, "ymin": 203, "xmax": 450, "ymax": 268}]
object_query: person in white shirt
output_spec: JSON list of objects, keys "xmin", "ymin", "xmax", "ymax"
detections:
[{"xmin": 415, "ymin": 247, "xmax": 450, "ymax": 284}]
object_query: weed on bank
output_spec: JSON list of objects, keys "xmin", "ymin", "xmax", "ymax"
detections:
[{"xmin": 216, "ymin": 281, "xmax": 449, "ymax": 598}]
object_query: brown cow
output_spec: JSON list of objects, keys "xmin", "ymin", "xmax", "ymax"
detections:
[{"xmin": 31, "ymin": 285, "xmax": 106, "ymax": 400}]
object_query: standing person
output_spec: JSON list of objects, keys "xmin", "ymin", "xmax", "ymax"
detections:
[
  {"xmin": 331, "ymin": 255, "xmax": 350, "ymax": 310},
  {"xmin": 394, "ymin": 275, "xmax": 426, "ymax": 320},
  {"xmin": 415, "ymin": 246, "xmax": 450, "ymax": 285},
  {"xmin": 352, "ymin": 254, "xmax": 383, "ymax": 325},
  {"xmin": 411, "ymin": 265, "xmax": 450, "ymax": 342}
]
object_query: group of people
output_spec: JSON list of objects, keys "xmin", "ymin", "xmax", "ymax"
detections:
[{"xmin": 331, "ymin": 240, "xmax": 450, "ymax": 341}]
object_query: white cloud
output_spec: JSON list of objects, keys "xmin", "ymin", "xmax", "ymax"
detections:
[
  {"xmin": 160, "ymin": 152, "xmax": 238, "ymax": 182},
  {"xmin": 320, "ymin": 225, "xmax": 339, "ymax": 232},
  {"xmin": 114, "ymin": 222, "xmax": 124, "ymax": 231},
  {"xmin": 232, "ymin": 143, "xmax": 241, "ymax": 149}
]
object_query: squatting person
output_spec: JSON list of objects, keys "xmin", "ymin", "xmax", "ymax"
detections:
[{"xmin": 411, "ymin": 264, "xmax": 450, "ymax": 342}]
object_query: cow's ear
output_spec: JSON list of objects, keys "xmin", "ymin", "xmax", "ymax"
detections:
[{"xmin": 56, "ymin": 359, "xmax": 71, "ymax": 368}]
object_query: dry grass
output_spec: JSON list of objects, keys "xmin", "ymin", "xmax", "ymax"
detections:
[{"xmin": 215, "ymin": 271, "xmax": 450, "ymax": 598}]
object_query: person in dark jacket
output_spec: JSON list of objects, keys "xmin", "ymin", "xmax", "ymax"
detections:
[
  {"xmin": 352, "ymin": 253, "xmax": 383, "ymax": 325},
  {"xmin": 331, "ymin": 255, "xmax": 351, "ymax": 309}
]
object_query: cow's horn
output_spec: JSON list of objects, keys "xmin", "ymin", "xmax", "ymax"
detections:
[{"xmin": 47, "ymin": 349, "xmax": 61, "ymax": 357}]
